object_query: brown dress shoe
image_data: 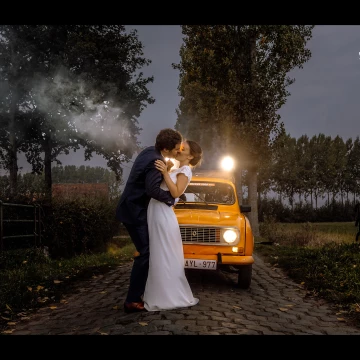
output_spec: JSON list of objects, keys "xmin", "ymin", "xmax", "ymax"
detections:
[{"xmin": 124, "ymin": 301, "xmax": 146, "ymax": 313}]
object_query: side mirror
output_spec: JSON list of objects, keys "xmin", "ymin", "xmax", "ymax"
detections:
[{"xmin": 240, "ymin": 205, "xmax": 251, "ymax": 213}]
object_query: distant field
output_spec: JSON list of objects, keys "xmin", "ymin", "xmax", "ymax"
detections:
[
  {"xmin": 258, "ymin": 221, "xmax": 359, "ymax": 246},
  {"xmin": 276, "ymin": 222, "xmax": 358, "ymax": 244}
]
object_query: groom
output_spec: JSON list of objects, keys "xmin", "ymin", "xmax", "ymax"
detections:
[{"xmin": 116, "ymin": 128, "xmax": 183, "ymax": 313}]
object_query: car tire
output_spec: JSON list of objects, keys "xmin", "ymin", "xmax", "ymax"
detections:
[{"xmin": 237, "ymin": 264, "xmax": 252, "ymax": 289}]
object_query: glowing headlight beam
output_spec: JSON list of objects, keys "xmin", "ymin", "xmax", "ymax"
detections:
[{"xmin": 221, "ymin": 156, "xmax": 234, "ymax": 171}]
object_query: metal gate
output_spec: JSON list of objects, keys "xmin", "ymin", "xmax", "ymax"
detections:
[{"xmin": 0, "ymin": 200, "xmax": 43, "ymax": 251}]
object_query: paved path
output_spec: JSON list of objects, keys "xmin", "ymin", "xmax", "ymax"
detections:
[{"xmin": 5, "ymin": 253, "xmax": 360, "ymax": 335}]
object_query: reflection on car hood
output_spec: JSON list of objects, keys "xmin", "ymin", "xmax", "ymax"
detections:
[{"xmin": 175, "ymin": 210, "xmax": 239, "ymax": 225}]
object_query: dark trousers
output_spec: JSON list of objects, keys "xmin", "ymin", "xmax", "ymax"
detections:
[{"xmin": 123, "ymin": 222, "xmax": 150, "ymax": 303}]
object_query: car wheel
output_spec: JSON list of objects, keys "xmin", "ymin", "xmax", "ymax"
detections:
[{"xmin": 237, "ymin": 264, "xmax": 252, "ymax": 289}]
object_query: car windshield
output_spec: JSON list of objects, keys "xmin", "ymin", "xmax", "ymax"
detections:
[{"xmin": 181, "ymin": 181, "xmax": 235, "ymax": 205}]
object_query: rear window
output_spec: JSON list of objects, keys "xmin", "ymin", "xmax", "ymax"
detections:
[{"xmin": 181, "ymin": 181, "xmax": 235, "ymax": 205}]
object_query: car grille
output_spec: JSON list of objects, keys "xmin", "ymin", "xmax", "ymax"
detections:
[{"xmin": 180, "ymin": 226, "xmax": 220, "ymax": 243}]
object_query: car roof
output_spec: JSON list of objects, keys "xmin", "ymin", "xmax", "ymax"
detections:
[{"xmin": 191, "ymin": 170, "xmax": 235, "ymax": 183}]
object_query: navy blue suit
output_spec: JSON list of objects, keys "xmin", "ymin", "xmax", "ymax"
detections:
[{"xmin": 116, "ymin": 146, "xmax": 175, "ymax": 303}]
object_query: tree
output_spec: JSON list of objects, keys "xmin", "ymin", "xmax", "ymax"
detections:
[
  {"xmin": 295, "ymin": 135, "xmax": 310, "ymax": 206},
  {"xmin": 331, "ymin": 136, "xmax": 347, "ymax": 205},
  {"xmin": 173, "ymin": 25, "xmax": 314, "ymax": 235},
  {"xmin": 0, "ymin": 25, "xmax": 42, "ymax": 197},
  {"xmin": 0, "ymin": 25, "xmax": 154, "ymax": 200},
  {"xmin": 346, "ymin": 137, "xmax": 360, "ymax": 203}
]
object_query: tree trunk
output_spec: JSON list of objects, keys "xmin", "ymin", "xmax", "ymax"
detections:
[
  {"xmin": 8, "ymin": 38, "xmax": 20, "ymax": 199},
  {"xmin": 235, "ymin": 168, "xmax": 242, "ymax": 203},
  {"xmin": 246, "ymin": 32, "xmax": 260, "ymax": 237},
  {"xmin": 8, "ymin": 122, "xmax": 18, "ymax": 199},
  {"xmin": 43, "ymin": 135, "xmax": 53, "ymax": 202},
  {"xmin": 247, "ymin": 166, "xmax": 259, "ymax": 237},
  {"xmin": 8, "ymin": 89, "xmax": 19, "ymax": 199},
  {"xmin": 258, "ymin": 190, "xmax": 262, "ymax": 222}
]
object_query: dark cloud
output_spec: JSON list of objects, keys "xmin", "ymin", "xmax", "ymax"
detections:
[{"xmin": 278, "ymin": 25, "xmax": 360, "ymax": 141}]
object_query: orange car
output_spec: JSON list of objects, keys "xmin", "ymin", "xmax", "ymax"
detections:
[{"xmin": 174, "ymin": 169, "xmax": 254, "ymax": 289}]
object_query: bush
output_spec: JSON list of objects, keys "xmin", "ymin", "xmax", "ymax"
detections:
[
  {"xmin": 42, "ymin": 198, "xmax": 120, "ymax": 259},
  {"xmin": 0, "ymin": 244, "xmax": 134, "ymax": 322},
  {"xmin": 258, "ymin": 198, "xmax": 293, "ymax": 223},
  {"xmin": 0, "ymin": 248, "xmax": 51, "ymax": 310}
]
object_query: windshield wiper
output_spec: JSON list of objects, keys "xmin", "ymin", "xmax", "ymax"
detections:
[{"xmin": 184, "ymin": 188, "xmax": 209, "ymax": 205}]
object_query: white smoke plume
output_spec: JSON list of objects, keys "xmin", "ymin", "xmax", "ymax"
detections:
[{"xmin": 31, "ymin": 66, "xmax": 137, "ymax": 157}]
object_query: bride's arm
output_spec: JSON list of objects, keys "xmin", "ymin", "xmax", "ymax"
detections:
[{"xmin": 154, "ymin": 160, "xmax": 188, "ymax": 198}]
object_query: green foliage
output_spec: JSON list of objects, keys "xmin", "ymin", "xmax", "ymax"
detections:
[
  {"xmin": 259, "ymin": 242, "xmax": 360, "ymax": 304},
  {"xmin": 259, "ymin": 197, "xmax": 356, "ymax": 223},
  {"xmin": 42, "ymin": 198, "xmax": 120, "ymax": 259},
  {"xmin": 174, "ymin": 25, "xmax": 314, "ymax": 236},
  {"xmin": 0, "ymin": 173, "xmax": 48, "ymax": 204},
  {"xmin": 0, "ymin": 25, "xmax": 154, "ymax": 199},
  {"xmin": 256, "ymin": 223, "xmax": 360, "ymax": 325},
  {"xmin": 0, "ymin": 242, "xmax": 134, "ymax": 327},
  {"xmin": 0, "ymin": 248, "xmax": 51, "ymax": 310},
  {"xmin": 0, "ymin": 164, "xmax": 122, "ymax": 202},
  {"xmin": 256, "ymin": 133, "xmax": 360, "ymax": 210},
  {"xmin": 174, "ymin": 25, "xmax": 314, "ymax": 166},
  {"xmin": 51, "ymin": 165, "xmax": 122, "ymax": 200},
  {"xmin": 0, "ymin": 248, "xmax": 50, "ymax": 271}
]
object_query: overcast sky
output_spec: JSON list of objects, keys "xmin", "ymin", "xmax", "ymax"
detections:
[{"xmin": 16, "ymin": 25, "xmax": 360, "ymax": 181}]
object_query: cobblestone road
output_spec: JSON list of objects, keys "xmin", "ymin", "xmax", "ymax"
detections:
[{"xmin": 6, "ymin": 253, "xmax": 360, "ymax": 335}]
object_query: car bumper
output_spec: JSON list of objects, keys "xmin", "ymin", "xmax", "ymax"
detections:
[{"xmin": 183, "ymin": 252, "xmax": 254, "ymax": 266}]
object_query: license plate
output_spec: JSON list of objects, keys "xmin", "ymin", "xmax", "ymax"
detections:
[{"xmin": 184, "ymin": 259, "xmax": 217, "ymax": 270}]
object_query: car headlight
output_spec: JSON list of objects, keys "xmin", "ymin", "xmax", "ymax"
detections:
[
  {"xmin": 222, "ymin": 229, "xmax": 239, "ymax": 244},
  {"xmin": 220, "ymin": 156, "xmax": 234, "ymax": 171}
]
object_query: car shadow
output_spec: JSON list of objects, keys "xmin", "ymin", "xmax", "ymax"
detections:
[{"xmin": 185, "ymin": 268, "xmax": 238, "ymax": 290}]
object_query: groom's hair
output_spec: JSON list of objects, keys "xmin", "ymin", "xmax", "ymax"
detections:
[{"xmin": 155, "ymin": 128, "xmax": 182, "ymax": 152}]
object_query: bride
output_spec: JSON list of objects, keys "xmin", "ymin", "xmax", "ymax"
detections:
[{"xmin": 143, "ymin": 140, "xmax": 203, "ymax": 311}]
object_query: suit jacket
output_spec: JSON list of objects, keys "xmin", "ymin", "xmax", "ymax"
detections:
[{"xmin": 116, "ymin": 146, "xmax": 175, "ymax": 225}]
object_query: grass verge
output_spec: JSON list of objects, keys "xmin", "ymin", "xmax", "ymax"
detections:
[
  {"xmin": 0, "ymin": 237, "xmax": 135, "ymax": 334},
  {"xmin": 256, "ymin": 221, "xmax": 360, "ymax": 328}
]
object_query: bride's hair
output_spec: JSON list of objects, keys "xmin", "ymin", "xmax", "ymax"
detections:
[{"xmin": 187, "ymin": 140, "xmax": 203, "ymax": 168}]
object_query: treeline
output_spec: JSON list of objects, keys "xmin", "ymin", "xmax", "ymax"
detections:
[
  {"xmin": 253, "ymin": 133, "xmax": 360, "ymax": 210},
  {"xmin": 258, "ymin": 198, "xmax": 356, "ymax": 223},
  {"xmin": 0, "ymin": 165, "xmax": 122, "ymax": 202}
]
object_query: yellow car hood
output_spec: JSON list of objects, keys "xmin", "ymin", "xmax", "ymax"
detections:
[{"xmin": 175, "ymin": 209, "xmax": 240, "ymax": 225}]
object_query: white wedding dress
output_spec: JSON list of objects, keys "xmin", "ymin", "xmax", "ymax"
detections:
[{"xmin": 143, "ymin": 165, "xmax": 199, "ymax": 311}]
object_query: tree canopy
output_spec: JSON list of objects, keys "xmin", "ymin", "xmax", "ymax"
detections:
[
  {"xmin": 173, "ymin": 25, "xmax": 315, "ymax": 235},
  {"xmin": 0, "ymin": 25, "xmax": 154, "ymax": 199}
]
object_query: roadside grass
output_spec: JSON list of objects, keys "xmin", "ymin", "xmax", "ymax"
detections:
[
  {"xmin": 276, "ymin": 222, "xmax": 356, "ymax": 244},
  {"xmin": 0, "ymin": 237, "xmax": 135, "ymax": 334},
  {"xmin": 255, "ymin": 221, "xmax": 360, "ymax": 328}
]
